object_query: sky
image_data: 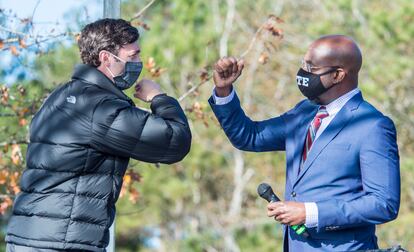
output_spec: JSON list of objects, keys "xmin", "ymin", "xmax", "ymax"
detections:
[
  {"xmin": 0, "ymin": 0, "xmax": 102, "ymax": 84},
  {"xmin": 1, "ymin": 0, "xmax": 102, "ymax": 34}
]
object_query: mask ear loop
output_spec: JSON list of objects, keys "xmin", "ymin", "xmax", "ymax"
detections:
[
  {"xmin": 105, "ymin": 66, "xmax": 116, "ymax": 78},
  {"xmin": 316, "ymin": 67, "xmax": 339, "ymax": 76},
  {"xmin": 108, "ymin": 52, "xmax": 126, "ymax": 63},
  {"xmin": 104, "ymin": 51, "xmax": 126, "ymax": 77}
]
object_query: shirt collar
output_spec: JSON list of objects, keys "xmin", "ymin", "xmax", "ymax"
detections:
[{"xmin": 323, "ymin": 88, "xmax": 361, "ymax": 116}]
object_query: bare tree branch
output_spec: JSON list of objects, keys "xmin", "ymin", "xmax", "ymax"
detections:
[
  {"xmin": 219, "ymin": 0, "xmax": 236, "ymax": 57},
  {"xmin": 0, "ymin": 194, "xmax": 16, "ymax": 199},
  {"xmin": 177, "ymin": 75, "xmax": 212, "ymax": 102},
  {"xmin": 177, "ymin": 16, "xmax": 278, "ymax": 103},
  {"xmin": 130, "ymin": 0, "xmax": 158, "ymax": 21},
  {"xmin": 0, "ymin": 140, "xmax": 29, "ymax": 147}
]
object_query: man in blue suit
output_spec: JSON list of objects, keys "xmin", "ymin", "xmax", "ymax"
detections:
[{"xmin": 209, "ymin": 35, "xmax": 400, "ymax": 251}]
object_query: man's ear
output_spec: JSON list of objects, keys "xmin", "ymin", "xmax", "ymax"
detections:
[
  {"xmin": 333, "ymin": 68, "xmax": 346, "ymax": 84},
  {"xmin": 98, "ymin": 51, "xmax": 110, "ymax": 67}
]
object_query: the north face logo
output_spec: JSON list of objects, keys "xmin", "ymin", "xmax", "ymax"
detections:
[{"xmin": 66, "ymin": 96, "xmax": 76, "ymax": 104}]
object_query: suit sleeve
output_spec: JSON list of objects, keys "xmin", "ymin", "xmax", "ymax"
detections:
[
  {"xmin": 209, "ymin": 92, "xmax": 286, "ymax": 152},
  {"xmin": 91, "ymin": 94, "xmax": 191, "ymax": 164},
  {"xmin": 316, "ymin": 116, "xmax": 400, "ymax": 232}
]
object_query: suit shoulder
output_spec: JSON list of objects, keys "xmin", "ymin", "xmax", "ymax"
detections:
[
  {"xmin": 357, "ymin": 100, "xmax": 396, "ymax": 129},
  {"xmin": 285, "ymin": 99, "xmax": 316, "ymax": 116},
  {"xmin": 358, "ymin": 100, "xmax": 392, "ymax": 120}
]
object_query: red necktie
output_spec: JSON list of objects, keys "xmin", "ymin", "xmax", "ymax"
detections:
[{"xmin": 300, "ymin": 106, "xmax": 329, "ymax": 173}]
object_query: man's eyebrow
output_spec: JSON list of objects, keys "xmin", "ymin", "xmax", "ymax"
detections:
[
  {"xmin": 127, "ymin": 49, "xmax": 141, "ymax": 55},
  {"xmin": 130, "ymin": 49, "xmax": 141, "ymax": 55}
]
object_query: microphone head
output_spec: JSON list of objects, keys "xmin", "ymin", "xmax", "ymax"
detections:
[{"xmin": 257, "ymin": 183, "xmax": 274, "ymax": 202}]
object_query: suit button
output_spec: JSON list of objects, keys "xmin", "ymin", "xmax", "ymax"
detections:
[{"xmin": 291, "ymin": 191, "xmax": 296, "ymax": 197}]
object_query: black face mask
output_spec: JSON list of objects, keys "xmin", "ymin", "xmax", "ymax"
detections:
[
  {"xmin": 106, "ymin": 52, "xmax": 143, "ymax": 90},
  {"xmin": 296, "ymin": 68, "xmax": 338, "ymax": 100},
  {"xmin": 112, "ymin": 61, "xmax": 143, "ymax": 90}
]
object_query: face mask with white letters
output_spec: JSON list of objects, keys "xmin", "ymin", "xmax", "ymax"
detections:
[{"xmin": 296, "ymin": 68, "xmax": 338, "ymax": 100}]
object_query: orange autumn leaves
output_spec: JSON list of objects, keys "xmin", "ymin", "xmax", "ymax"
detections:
[
  {"xmin": 0, "ymin": 159, "xmax": 22, "ymax": 215},
  {"xmin": 0, "ymin": 169, "xmax": 20, "ymax": 194},
  {"xmin": 258, "ymin": 15, "xmax": 284, "ymax": 66},
  {"xmin": 0, "ymin": 84, "xmax": 35, "ymax": 214},
  {"xmin": 145, "ymin": 57, "xmax": 167, "ymax": 78},
  {"xmin": 120, "ymin": 169, "xmax": 142, "ymax": 204},
  {"xmin": 0, "ymin": 144, "xmax": 23, "ymax": 214},
  {"xmin": 0, "ymin": 37, "xmax": 29, "ymax": 56}
]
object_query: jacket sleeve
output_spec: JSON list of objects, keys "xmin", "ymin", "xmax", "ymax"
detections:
[
  {"xmin": 316, "ymin": 116, "xmax": 400, "ymax": 232},
  {"xmin": 91, "ymin": 94, "xmax": 191, "ymax": 164},
  {"xmin": 208, "ymin": 92, "xmax": 286, "ymax": 152}
]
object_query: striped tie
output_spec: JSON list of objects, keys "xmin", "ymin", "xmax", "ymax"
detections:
[{"xmin": 300, "ymin": 106, "xmax": 329, "ymax": 173}]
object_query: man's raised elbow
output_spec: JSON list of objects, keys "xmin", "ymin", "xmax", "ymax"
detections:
[
  {"xmin": 387, "ymin": 203, "xmax": 399, "ymax": 222},
  {"xmin": 382, "ymin": 199, "xmax": 400, "ymax": 223},
  {"xmin": 164, "ymin": 132, "xmax": 192, "ymax": 164}
]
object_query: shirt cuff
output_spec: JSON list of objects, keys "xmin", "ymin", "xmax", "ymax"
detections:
[
  {"xmin": 304, "ymin": 202, "xmax": 318, "ymax": 228},
  {"xmin": 212, "ymin": 87, "xmax": 235, "ymax": 105}
]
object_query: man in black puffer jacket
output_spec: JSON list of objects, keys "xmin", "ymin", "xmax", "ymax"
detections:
[{"xmin": 5, "ymin": 19, "xmax": 191, "ymax": 252}]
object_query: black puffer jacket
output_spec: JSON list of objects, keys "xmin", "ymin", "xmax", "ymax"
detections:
[{"xmin": 5, "ymin": 64, "xmax": 191, "ymax": 251}]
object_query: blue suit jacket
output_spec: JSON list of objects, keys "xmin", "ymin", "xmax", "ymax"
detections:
[{"xmin": 209, "ymin": 92, "xmax": 400, "ymax": 251}]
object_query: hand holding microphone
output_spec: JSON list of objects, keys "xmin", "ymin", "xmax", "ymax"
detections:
[{"xmin": 257, "ymin": 183, "xmax": 309, "ymax": 238}]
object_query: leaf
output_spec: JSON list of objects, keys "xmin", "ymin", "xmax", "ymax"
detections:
[
  {"xmin": 128, "ymin": 187, "xmax": 140, "ymax": 204},
  {"xmin": 199, "ymin": 68, "xmax": 209, "ymax": 81},
  {"xmin": 10, "ymin": 45, "xmax": 19, "ymax": 56},
  {"xmin": 1, "ymin": 86, "xmax": 9, "ymax": 104},
  {"xmin": 74, "ymin": 33, "xmax": 80, "ymax": 42},
  {"xmin": 0, "ymin": 170, "xmax": 9, "ymax": 185},
  {"xmin": 9, "ymin": 172, "xmax": 20, "ymax": 194},
  {"xmin": 126, "ymin": 170, "xmax": 142, "ymax": 182},
  {"xmin": 145, "ymin": 57, "xmax": 166, "ymax": 78},
  {"xmin": 268, "ymin": 15, "xmax": 284, "ymax": 23},
  {"xmin": 3, "ymin": 144, "xmax": 9, "ymax": 154},
  {"xmin": 272, "ymin": 28, "xmax": 284, "ymax": 38},
  {"xmin": 18, "ymin": 38, "xmax": 27, "ymax": 48},
  {"xmin": 258, "ymin": 53, "xmax": 269, "ymax": 65},
  {"xmin": 17, "ymin": 85, "xmax": 26, "ymax": 96},
  {"xmin": 145, "ymin": 57, "xmax": 156, "ymax": 69},
  {"xmin": 275, "ymin": 17, "xmax": 284, "ymax": 23},
  {"xmin": 20, "ymin": 18, "xmax": 31, "ymax": 24},
  {"xmin": 149, "ymin": 67, "xmax": 166, "ymax": 78},
  {"xmin": 123, "ymin": 174, "xmax": 132, "ymax": 185},
  {"xmin": 132, "ymin": 21, "xmax": 151, "ymax": 31},
  {"xmin": 119, "ymin": 184, "xmax": 127, "ymax": 198},
  {"xmin": 0, "ymin": 196, "xmax": 13, "ymax": 215},
  {"xmin": 19, "ymin": 118, "xmax": 27, "ymax": 127},
  {"xmin": 11, "ymin": 144, "xmax": 21, "ymax": 165}
]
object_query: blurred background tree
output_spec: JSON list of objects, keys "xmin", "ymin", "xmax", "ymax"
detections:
[{"xmin": 0, "ymin": 0, "xmax": 413, "ymax": 251}]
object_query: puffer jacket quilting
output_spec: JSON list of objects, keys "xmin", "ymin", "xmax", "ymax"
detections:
[{"xmin": 5, "ymin": 64, "xmax": 191, "ymax": 251}]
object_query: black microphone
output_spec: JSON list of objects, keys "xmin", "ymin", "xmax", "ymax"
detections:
[{"xmin": 257, "ymin": 183, "xmax": 309, "ymax": 238}]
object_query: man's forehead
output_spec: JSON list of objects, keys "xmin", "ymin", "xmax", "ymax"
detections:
[{"xmin": 305, "ymin": 43, "xmax": 333, "ymax": 64}]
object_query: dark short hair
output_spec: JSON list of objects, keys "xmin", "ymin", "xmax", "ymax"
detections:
[{"xmin": 78, "ymin": 19, "xmax": 139, "ymax": 67}]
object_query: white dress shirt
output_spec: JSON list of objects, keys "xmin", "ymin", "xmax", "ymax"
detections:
[{"xmin": 212, "ymin": 87, "xmax": 361, "ymax": 228}]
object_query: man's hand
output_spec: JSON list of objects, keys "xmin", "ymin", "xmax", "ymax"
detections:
[
  {"xmin": 134, "ymin": 79, "xmax": 164, "ymax": 102},
  {"xmin": 213, "ymin": 57, "xmax": 244, "ymax": 97},
  {"xmin": 267, "ymin": 201, "xmax": 306, "ymax": 226}
]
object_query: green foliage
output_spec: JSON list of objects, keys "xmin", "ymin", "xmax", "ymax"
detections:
[{"xmin": 33, "ymin": 44, "xmax": 81, "ymax": 88}]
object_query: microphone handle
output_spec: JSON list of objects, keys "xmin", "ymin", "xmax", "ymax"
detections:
[{"xmin": 270, "ymin": 198, "xmax": 309, "ymax": 238}]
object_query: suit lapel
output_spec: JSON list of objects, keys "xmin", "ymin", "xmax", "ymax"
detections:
[
  {"xmin": 292, "ymin": 93, "xmax": 363, "ymax": 188},
  {"xmin": 290, "ymin": 105, "xmax": 317, "ymax": 186}
]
